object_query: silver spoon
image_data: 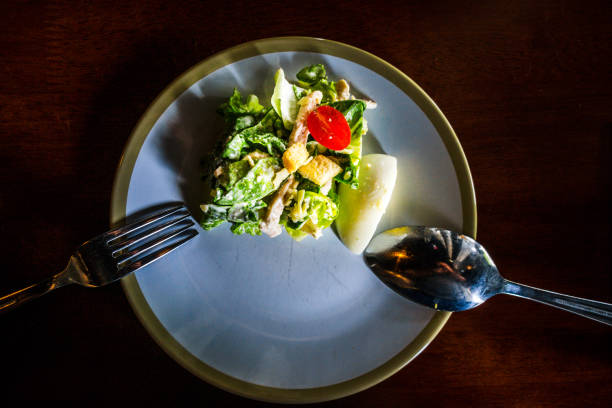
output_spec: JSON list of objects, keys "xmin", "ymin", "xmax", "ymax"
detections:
[{"xmin": 364, "ymin": 226, "xmax": 612, "ymax": 325}]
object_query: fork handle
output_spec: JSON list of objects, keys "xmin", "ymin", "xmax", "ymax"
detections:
[{"xmin": 0, "ymin": 267, "xmax": 74, "ymax": 313}]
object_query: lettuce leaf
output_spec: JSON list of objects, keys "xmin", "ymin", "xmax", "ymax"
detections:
[
  {"xmin": 200, "ymin": 200, "xmax": 266, "ymax": 232},
  {"xmin": 230, "ymin": 221, "xmax": 261, "ymax": 235},
  {"xmin": 271, "ymin": 68, "xmax": 305, "ymax": 130},
  {"xmin": 227, "ymin": 159, "xmax": 251, "ymax": 187},
  {"xmin": 286, "ymin": 190, "xmax": 339, "ymax": 238},
  {"xmin": 329, "ymin": 100, "xmax": 367, "ymax": 137},
  {"xmin": 245, "ymin": 132, "xmax": 286, "ymax": 156},
  {"xmin": 200, "ymin": 208, "xmax": 227, "ymax": 230},
  {"xmin": 327, "ymin": 100, "xmax": 367, "ymax": 188},
  {"xmin": 234, "ymin": 115, "xmax": 257, "ymax": 131},
  {"xmin": 222, "ymin": 108, "xmax": 285, "ymax": 159},
  {"xmin": 296, "ymin": 64, "xmax": 337, "ymax": 103},
  {"xmin": 297, "ymin": 177, "xmax": 322, "ymax": 194},
  {"xmin": 283, "ymin": 222, "xmax": 309, "ymax": 241},
  {"xmin": 214, "ymin": 157, "xmax": 279, "ymax": 205},
  {"xmin": 296, "ymin": 64, "xmax": 327, "ymax": 85},
  {"xmin": 304, "ymin": 191, "xmax": 338, "ymax": 229},
  {"xmin": 218, "ymin": 88, "xmax": 264, "ymax": 120}
]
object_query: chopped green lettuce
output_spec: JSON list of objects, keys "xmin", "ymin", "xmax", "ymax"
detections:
[
  {"xmin": 296, "ymin": 64, "xmax": 327, "ymax": 84},
  {"xmin": 222, "ymin": 133, "xmax": 247, "ymax": 160},
  {"xmin": 227, "ymin": 159, "xmax": 251, "ymax": 187},
  {"xmin": 214, "ymin": 157, "xmax": 279, "ymax": 205},
  {"xmin": 200, "ymin": 200, "xmax": 266, "ymax": 232},
  {"xmin": 296, "ymin": 64, "xmax": 337, "ymax": 103},
  {"xmin": 200, "ymin": 212, "xmax": 226, "ymax": 230},
  {"xmin": 217, "ymin": 88, "xmax": 264, "ymax": 121},
  {"xmin": 286, "ymin": 190, "xmax": 338, "ymax": 237},
  {"xmin": 230, "ymin": 221, "xmax": 261, "ymax": 235},
  {"xmin": 327, "ymin": 100, "xmax": 367, "ymax": 188},
  {"xmin": 283, "ymin": 222, "xmax": 309, "ymax": 241},
  {"xmin": 222, "ymin": 108, "xmax": 285, "ymax": 159},
  {"xmin": 297, "ymin": 177, "xmax": 322, "ymax": 194},
  {"xmin": 245, "ymin": 132, "xmax": 286, "ymax": 157},
  {"xmin": 271, "ymin": 68, "xmax": 304, "ymax": 130},
  {"xmin": 234, "ymin": 115, "xmax": 257, "ymax": 131},
  {"xmin": 330, "ymin": 100, "xmax": 367, "ymax": 138}
]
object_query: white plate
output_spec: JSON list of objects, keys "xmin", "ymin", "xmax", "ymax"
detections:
[{"xmin": 111, "ymin": 37, "xmax": 476, "ymax": 403}]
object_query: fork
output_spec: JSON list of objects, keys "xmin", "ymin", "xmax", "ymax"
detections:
[{"xmin": 0, "ymin": 204, "xmax": 198, "ymax": 313}]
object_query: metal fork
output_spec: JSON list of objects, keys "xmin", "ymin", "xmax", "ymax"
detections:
[{"xmin": 0, "ymin": 204, "xmax": 198, "ymax": 313}]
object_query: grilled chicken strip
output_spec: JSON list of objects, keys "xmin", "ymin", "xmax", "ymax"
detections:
[
  {"xmin": 288, "ymin": 90, "xmax": 323, "ymax": 146},
  {"xmin": 260, "ymin": 174, "xmax": 298, "ymax": 237},
  {"xmin": 336, "ymin": 79, "xmax": 350, "ymax": 100}
]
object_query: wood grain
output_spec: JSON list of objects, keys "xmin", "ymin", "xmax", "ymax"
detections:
[{"xmin": 1, "ymin": 0, "xmax": 610, "ymax": 406}]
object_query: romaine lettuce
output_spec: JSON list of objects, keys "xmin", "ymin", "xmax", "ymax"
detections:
[
  {"xmin": 222, "ymin": 108, "xmax": 286, "ymax": 159},
  {"xmin": 217, "ymin": 88, "xmax": 264, "ymax": 120},
  {"xmin": 327, "ymin": 100, "xmax": 367, "ymax": 188},
  {"xmin": 200, "ymin": 200, "xmax": 266, "ymax": 235},
  {"xmin": 283, "ymin": 222, "xmax": 308, "ymax": 241},
  {"xmin": 227, "ymin": 159, "xmax": 251, "ymax": 187},
  {"xmin": 296, "ymin": 64, "xmax": 327, "ymax": 84},
  {"xmin": 286, "ymin": 190, "xmax": 338, "ymax": 238},
  {"xmin": 230, "ymin": 221, "xmax": 262, "ymax": 235},
  {"xmin": 296, "ymin": 64, "xmax": 337, "ymax": 103},
  {"xmin": 245, "ymin": 132, "xmax": 286, "ymax": 157},
  {"xmin": 271, "ymin": 68, "xmax": 305, "ymax": 130},
  {"xmin": 214, "ymin": 157, "xmax": 279, "ymax": 205},
  {"xmin": 200, "ymin": 206, "xmax": 227, "ymax": 230}
]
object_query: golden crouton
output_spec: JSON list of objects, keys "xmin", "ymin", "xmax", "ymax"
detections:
[
  {"xmin": 282, "ymin": 142, "xmax": 310, "ymax": 173},
  {"xmin": 298, "ymin": 155, "xmax": 342, "ymax": 186}
]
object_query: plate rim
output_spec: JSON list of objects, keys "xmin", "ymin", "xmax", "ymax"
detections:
[{"xmin": 110, "ymin": 36, "xmax": 477, "ymax": 403}]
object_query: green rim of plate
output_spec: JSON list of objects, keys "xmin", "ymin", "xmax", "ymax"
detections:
[{"xmin": 110, "ymin": 36, "xmax": 477, "ymax": 404}]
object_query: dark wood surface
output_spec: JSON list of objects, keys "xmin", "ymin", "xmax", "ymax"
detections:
[{"xmin": 1, "ymin": 1, "xmax": 610, "ymax": 406}]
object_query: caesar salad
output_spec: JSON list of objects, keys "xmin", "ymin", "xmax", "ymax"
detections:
[{"xmin": 200, "ymin": 64, "xmax": 377, "ymax": 241}]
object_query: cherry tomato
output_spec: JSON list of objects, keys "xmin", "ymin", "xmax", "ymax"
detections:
[{"xmin": 306, "ymin": 105, "xmax": 351, "ymax": 150}]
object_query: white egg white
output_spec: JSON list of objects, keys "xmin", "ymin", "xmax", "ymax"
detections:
[{"xmin": 336, "ymin": 154, "xmax": 397, "ymax": 254}]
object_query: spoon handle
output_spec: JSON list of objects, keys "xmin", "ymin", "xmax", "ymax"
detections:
[{"xmin": 501, "ymin": 280, "xmax": 612, "ymax": 325}]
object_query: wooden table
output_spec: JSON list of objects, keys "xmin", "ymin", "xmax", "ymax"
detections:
[{"xmin": 1, "ymin": 1, "xmax": 610, "ymax": 406}]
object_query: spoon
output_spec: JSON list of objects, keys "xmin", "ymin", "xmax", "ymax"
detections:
[{"xmin": 364, "ymin": 226, "xmax": 612, "ymax": 325}]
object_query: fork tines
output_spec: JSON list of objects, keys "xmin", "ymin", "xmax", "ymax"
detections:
[{"xmin": 107, "ymin": 204, "xmax": 197, "ymax": 272}]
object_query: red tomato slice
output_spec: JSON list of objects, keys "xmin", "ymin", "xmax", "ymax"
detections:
[{"xmin": 306, "ymin": 105, "xmax": 351, "ymax": 150}]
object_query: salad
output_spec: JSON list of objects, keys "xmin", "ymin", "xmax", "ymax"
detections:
[{"xmin": 200, "ymin": 64, "xmax": 376, "ymax": 240}]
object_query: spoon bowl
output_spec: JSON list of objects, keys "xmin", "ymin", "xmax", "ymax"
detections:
[{"xmin": 364, "ymin": 226, "xmax": 612, "ymax": 325}]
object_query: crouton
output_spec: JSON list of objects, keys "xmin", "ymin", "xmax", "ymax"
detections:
[
  {"xmin": 282, "ymin": 142, "xmax": 310, "ymax": 173},
  {"xmin": 298, "ymin": 155, "xmax": 342, "ymax": 186}
]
